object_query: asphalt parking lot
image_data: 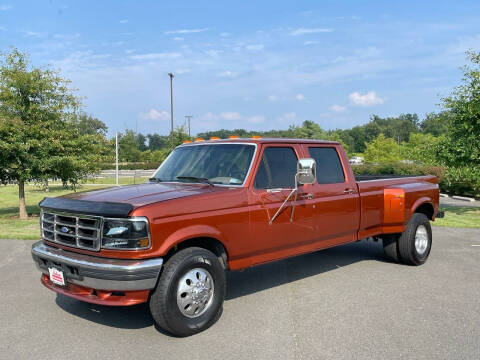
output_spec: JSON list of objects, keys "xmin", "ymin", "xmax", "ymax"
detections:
[{"xmin": 1, "ymin": 227, "xmax": 479, "ymax": 360}]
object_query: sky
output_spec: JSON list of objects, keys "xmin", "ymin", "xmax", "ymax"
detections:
[{"xmin": 1, "ymin": 1, "xmax": 480, "ymax": 137}]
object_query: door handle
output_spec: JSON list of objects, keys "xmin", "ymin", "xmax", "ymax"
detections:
[
  {"xmin": 300, "ymin": 193, "xmax": 314, "ymax": 200},
  {"xmin": 343, "ymin": 189, "xmax": 355, "ymax": 195}
]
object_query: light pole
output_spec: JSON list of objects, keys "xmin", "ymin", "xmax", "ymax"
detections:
[
  {"xmin": 185, "ymin": 115, "xmax": 192, "ymax": 137},
  {"xmin": 168, "ymin": 73, "xmax": 174, "ymax": 148},
  {"xmin": 115, "ymin": 131, "xmax": 119, "ymax": 186}
]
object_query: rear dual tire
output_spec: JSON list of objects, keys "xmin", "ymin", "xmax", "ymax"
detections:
[{"xmin": 382, "ymin": 213, "xmax": 432, "ymax": 266}]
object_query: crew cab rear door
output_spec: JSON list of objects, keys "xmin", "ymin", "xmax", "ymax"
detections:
[{"xmin": 303, "ymin": 144, "xmax": 360, "ymax": 246}]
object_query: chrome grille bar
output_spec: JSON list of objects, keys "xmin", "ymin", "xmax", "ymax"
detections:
[{"xmin": 41, "ymin": 211, "xmax": 102, "ymax": 251}]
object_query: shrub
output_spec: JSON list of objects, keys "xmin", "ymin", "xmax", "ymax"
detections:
[
  {"xmin": 440, "ymin": 166, "xmax": 480, "ymax": 198},
  {"xmin": 352, "ymin": 163, "xmax": 444, "ymax": 178},
  {"xmin": 352, "ymin": 162, "xmax": 479, "ymax": 197}
]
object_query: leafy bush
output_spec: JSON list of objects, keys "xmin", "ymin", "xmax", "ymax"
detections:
[
  {"xmin": 352, "ymin": 162, "xmax": 479, "ymax": 197},
  {"xmin": 352, "ymin": 163, "xmax": 444, "ymax": 178},
  {"xmin": 99, "ymin": 162, "xmax": 162, "ymax": 170},
  {"xmin": 440, "ymin": 166, "xmax": 480, "ymax": 197}
]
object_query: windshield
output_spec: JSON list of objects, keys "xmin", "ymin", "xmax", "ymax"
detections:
[{"xmin": 152, "ymin": 144, "xmax": 256, "ymax": 185}]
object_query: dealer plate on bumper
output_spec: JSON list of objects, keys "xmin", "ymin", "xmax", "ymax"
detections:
[{"xmin": 48, "ymin": 267, "xmax": 65, "ymax": 286}]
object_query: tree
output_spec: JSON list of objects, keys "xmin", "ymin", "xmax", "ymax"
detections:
[
  {"xmin": 420, "ymin": 112, "xmax": 449, "ymax": 136},
  {"xmin": 135, "ymin": 133, "xmax": 147, "ymax": 152},
  {"xmin": 401, "ymin": 133, "xmax": 441, "ymax": 165},
  {"xmin": 364, "ymin": 134, "xmax": 403, "ymax": 163},
  {"xmin": 439, "ymin": 50, "xmax": 480, "ymax": 168},
  {"xmin": 118, "ymin": 129, "xmax": 142, "ymax": 162},
  {"xmin": 147, "ymin": 133, "xmax": 168, "ymax": 151},
  {"xmin": 75, "ymin": 112, "xmax": 108, "ymax": 136},
  {"xmin": 0, "ymin": 49, "xmax": 105, "ymax": 219}
]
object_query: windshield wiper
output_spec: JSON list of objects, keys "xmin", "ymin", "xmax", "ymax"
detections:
[
  {"xmin": 148, "ymin": 177, "xmax": 162, "ymax": 183},
  {"xmin": 177, "ymin": 176, "xmax": 214, "ymax": 186}
]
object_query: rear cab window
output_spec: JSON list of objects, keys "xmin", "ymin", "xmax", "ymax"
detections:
[
  {"xmin": 254, "ymin": 147, "xmax": 298, "ymax": 189},
  {"xmin": 308, "ymin": 147, "xmax": 345, "ymax": 184}
]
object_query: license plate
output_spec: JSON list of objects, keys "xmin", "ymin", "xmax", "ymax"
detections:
[{"xmin": 48, "ymin": 267, "xmax": 65, "ymax": 286}]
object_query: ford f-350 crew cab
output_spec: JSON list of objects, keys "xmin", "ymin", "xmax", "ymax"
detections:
[{"xmin": 31, "ymin": 138, "xmax": 443, "ymax": 336}]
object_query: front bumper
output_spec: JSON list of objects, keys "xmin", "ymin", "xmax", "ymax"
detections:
[{"xmin": 31, "ymin": 241, "xmax": 163, "ymax": 292}]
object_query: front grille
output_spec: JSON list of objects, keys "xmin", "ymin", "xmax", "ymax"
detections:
[{"xmin": 41, "ymin": 211, "xmax": 102, "ymax": 251}]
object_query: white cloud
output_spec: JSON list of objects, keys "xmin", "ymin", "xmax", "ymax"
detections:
[
  {"xmin": 330, "ymin": 104, "xmax": 346, "ymax": 112},
  {"xmin": 205, "ymin": 49, "xmax": 223, "ymax": 58},
  {"xmin": 220, "ymin": 32, "xmax": 230, "ymax": 37},
  {"xmin": 220, "ymin": 112, "xmax": 241, "ymax": 121},
  {"xmin": 0, "ymin": 5, "xmax": 12, "ymax": 10},
  {"xmin": 245, "ymin": 44, "xmax": 264, "ymax": 51},
  {"xmin": 164, "ymin": 28, "xmax": 210, "ymax": 35},
  {"xmin": 199, "ymin": 112, "xmax": 243, "ymax": 121},
  {"xmin": 295, "ymin": 93, "xmax": 306, "ymax": 101},
  {"xmin": 219, "ymin": 70, "xmax": 236, "ymax": 78},
  {"xmin": 349, "ymin": 91, "xmax": 384, "ymax": 107},
  {"xmin": 54, "ymin": 33, "xmax": 80, "ymax": 39},
  {"xmin": 129, "ymin": 52, "xmax": 181, "ymax": 60},
  {"xmin": 173, "ymin": 37, "xmax": 184, "ymax": 41},
  {"xmin": 247, "ymin": 115, "xmax": 265, "ymax": 124},
  {"xmin": 0, "ymin": 26, "xmax": 5, "ymax": 31},
  {"xmin": 23, "ymin": 30, "xmax": 47, "ymax": 38},
  {"xmin": 119, "ymin": 19, "xmax": 129, "ymax": 24},
  {"xmin": 139, "ymin": 109, "xmax": 170, "ymax": 121},
  {"xmin": 303, "ymin": 40, "xmax": 319, "ymax": 46},
  {"xmin": 268, "ymin": 95, "xmax": 277, "ymax": 102},
  {"xmin": 290, "ymin": 28, "xmax": 333, "ymax": 36},
  {"xmin": 176, "ymin": 68, "xmax": 191, "ymax": 74}
]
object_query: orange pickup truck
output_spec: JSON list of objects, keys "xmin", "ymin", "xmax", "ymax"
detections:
[{"xmin": 31, "ymin": 138, "xmax": 443, "ymax": 336}]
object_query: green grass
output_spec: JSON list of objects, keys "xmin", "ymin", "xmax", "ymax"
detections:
[
  {"xmin": 1, "ymin": 183, "xmax": 479, "ymax": 240},
  {"xmin": 0, "ymin": 184, "xmax": 113, "ymax": 240},
  {"xmin": 432, "ymin": 206, "xmax": 480, "ymax": 228}
]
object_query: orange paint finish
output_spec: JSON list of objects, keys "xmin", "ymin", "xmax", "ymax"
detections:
[
  {"xmin": 40, "ymin": 139, "xmax": 440, "ymax": 301},
  {"xmin": 41, "ymin": 274, "xmax": 150, "ymax": 306}
]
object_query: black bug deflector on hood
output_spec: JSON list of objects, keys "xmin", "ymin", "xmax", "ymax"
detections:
[{"xmin": 39, "ymin": 197, "xmax": 134, "ymax": 218}]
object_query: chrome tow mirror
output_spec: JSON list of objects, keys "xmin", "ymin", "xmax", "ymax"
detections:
[
  {"xmin": 269, "ymin": 158, "xmax": 317, "ymax": 225},
  {"xmin": 297, "ymin": 158, "xmax": 316, "ymax": 185}
]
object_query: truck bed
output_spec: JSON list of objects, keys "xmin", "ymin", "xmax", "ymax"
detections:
[{"xmin": 355, "ymin": 174, "xmax": 421, "ymax": 181}]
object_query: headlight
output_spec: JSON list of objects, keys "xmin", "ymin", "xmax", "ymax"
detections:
[{"xmin": 102, "ymin": 217, "xmax": 150, "ymax": 250}]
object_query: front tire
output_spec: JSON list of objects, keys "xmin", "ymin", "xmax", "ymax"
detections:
[
  {"xmin": 397, "ymin": 213, "xmax": 432, "ymax": 266},
  {"xmin": 149, "ymin": 247, "xmax": 226, "ymax": 337}
]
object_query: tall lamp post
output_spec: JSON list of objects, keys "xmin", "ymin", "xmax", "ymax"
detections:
[
  {"xmin": 168, "ymin": 73, "xmax": 174, "ymax": 149},
  {"xmin": 185, "ymin": 115, "xmax": 192, "ymax": 137}
]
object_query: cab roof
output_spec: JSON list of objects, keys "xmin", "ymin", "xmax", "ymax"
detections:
[{"xmin": 179, "ymin": 138, "xmax": 340, "ymax": 146}]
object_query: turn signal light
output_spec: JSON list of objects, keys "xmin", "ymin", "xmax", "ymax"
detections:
[
  {"xmin": 210, "ymin": 136, "xmax": 220, "ymax": 140},
  {"xmin": 229, "ymin": 135, "xmax": 239, "ymax": 139},
  {"xmin": 195, "ymin": 137, "xmax": 205, "ymax": 142},
  {"xmin": 251, "ymin": 135, "xmax": 262, "ymax": 139},
  {"xmin": 183, "ymin": 140, "xmax": 192, "ymax": 144}
]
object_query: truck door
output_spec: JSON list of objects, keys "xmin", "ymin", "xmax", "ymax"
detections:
[
  {"xmin": 305, "ymin": 145, "xmax": 360, "ymax": 247},
  {"xmin": 247, "ymin": 144, "xmax": 316, "ymax": 264}
]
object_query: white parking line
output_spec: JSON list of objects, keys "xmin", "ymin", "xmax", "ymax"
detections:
[{"xmin": 472, "ymin": 245, "xmax": 480, "ymax": 247}]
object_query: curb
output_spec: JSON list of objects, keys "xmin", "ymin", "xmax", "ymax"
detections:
[
  {"xmin": 452, "ymin": 195, "xmax": 475, "ymax": 202},
  {"xmin": 440, "ymin": 193, "xmax": 449, "ymax": 198}
]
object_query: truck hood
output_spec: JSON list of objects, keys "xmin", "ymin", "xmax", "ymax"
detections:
[{"xmin": 62, "ymin": 182, "xmax": 229, "ymax": 208}]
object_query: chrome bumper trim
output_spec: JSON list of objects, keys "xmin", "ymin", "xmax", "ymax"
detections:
[{"xmin": 31, "ymin": 241, "xmax": 163, "ymax": 291}]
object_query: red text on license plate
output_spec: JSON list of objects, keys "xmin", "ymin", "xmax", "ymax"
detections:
[{"xmin": 48, "ymin": 268, "xmax": 65, "ymax": 286}]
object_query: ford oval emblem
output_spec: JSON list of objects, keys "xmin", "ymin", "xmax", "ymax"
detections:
[{"xmin": 60, "ymin": 226, "xmax": 69, "ymax": 234}]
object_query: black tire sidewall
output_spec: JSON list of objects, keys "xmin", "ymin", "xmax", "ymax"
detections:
[
  {"xmin": 151, "ymin": 248, "xmax": 226, "ymax": 336},
  {"xmin": 412, "ymin": 217, "xmax": 432, "ymax": 264}
]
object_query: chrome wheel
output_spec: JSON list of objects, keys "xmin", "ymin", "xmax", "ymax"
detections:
[
  {"xmin": 176, "ymin": 268, "xmax": 214, "ymax": 318},
  {"xmin": 414, "ymin": 225, "xmax": 429, "ymax": 255}
]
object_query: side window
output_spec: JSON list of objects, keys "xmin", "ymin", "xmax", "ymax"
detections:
[
  {"xmin": 308, "ymin": 147, "xmax": 345, "ymax": 184},
  {"xmin": 254, "ymin": 147, "xmax": 298, "ymax": 189}
]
